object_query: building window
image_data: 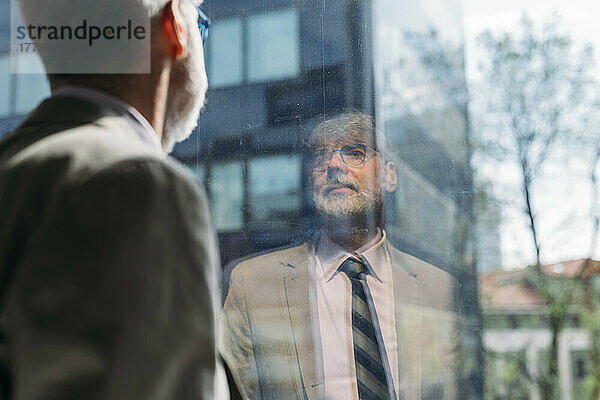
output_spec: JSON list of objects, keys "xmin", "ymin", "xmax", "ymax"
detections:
[
  {"xmin": 0, "ymin": 55, "xmax": 10, "ymax": 117},
  {"xmin": 571, "ymin": 351, "xmax": 590, "ymax": 399},
  {"xmin": 208, "ymin": 18, "xmax": 243, "ymax": 87},
  {"xmin": 14, "ymin": 54, "xmax": 50, "ymax": 115},
  {"xmin": 208, "ymin": 9, "xmax": 300, "ymax": 87},
  {"xmin": 248, "ymin": 154, "xmax": 301, "ymax": 225},
  {"xmin": 570, "ymin": 315, "xmax": 580, "ymax": 328},
  {"xmin": 208, "ymin": 161, "xmax": 244, "ymax": 231},
  {"xmin": 247, "ymin": 9, "xmax": 299, "ymax": 82}
]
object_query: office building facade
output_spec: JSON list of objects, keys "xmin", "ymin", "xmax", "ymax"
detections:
[{"xmin": 175, "ymin": 0, "xmax": 481, "ymax": 395}]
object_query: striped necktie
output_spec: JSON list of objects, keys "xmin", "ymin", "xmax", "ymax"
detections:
[{"xmin": 339, "ymin": 257, "xmax": 394, "ymax": 400}]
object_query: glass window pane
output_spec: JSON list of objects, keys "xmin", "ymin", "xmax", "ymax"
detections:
[
  {"xmin": 208, "ymin": 161, "xmax": 243, "ymax": 231},
  {"xmin": 248, "ymin": 154, "xmax": 301, "ymax": 224},
  {"xmin": 191, "ymin": 163, "xmax": 207, "ymax": 194},
  {"xmin": 14, "ymin": 53, "xmax": 49, "ymax": 115},
  {"xmin": 0, "ymin": 55, "xmax": 10, "ymax": 117},
  {"xmin": 192, "ymin": 164, "xmax": 205, "ymax": 185},
  {"xmin": 208, "ymin": 18, "xmax": 243, "ymax": 87},
  {"xmin": 247, "ymin": 9, "xmax": 299, "ymax": 82}
]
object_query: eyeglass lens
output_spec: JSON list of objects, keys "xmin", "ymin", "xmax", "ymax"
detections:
[{"xmin": 311, "ymin": 145, "xmax": 367, "ymax": 171}]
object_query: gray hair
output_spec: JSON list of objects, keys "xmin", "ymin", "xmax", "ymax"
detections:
[
  {"xmin": 309, "ymin": 112, "xmax": 389, "ymax": 160},
  {"xmin": 309, "ymin": 112, "xmax": 377, "ymax": 148}
]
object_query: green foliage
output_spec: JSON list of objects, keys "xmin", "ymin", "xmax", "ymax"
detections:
[
  {"xmin": 580, "ymin": 293, "xmax": 600, "ymax": 399},
  {"xmin": 484, "ymin": 351, "xmax": 530, "ymax": 400},
  {"xmin": 524, "ymin": 266, "xmax": 581, "ymax": 311},
  {"xmin": 482, "ymin": 267, "xmax": 600, "ymax": 399},
  {"xmin": 580, "ymin": 299, "xmax": 600, "ymax": 334},
  {"xmin": 523, "ymin": 266, "xmax": 582, "ymax": 399},
  {"xmin": 582, "ymin": 374, "xmax": 597, "ymax": 400}
]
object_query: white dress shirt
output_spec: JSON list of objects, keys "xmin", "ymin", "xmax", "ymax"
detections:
[
  {"xmin": 52, "ymin": 85, "xmax": 163, "ymax": 153},
  {"xmin": 311, "ymin": 229, "xmax": 398, "ymax": 400}
]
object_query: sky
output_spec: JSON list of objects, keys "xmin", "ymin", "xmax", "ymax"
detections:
[
  {"xmin": 464, "ymin": 0, "xmax": 600, "ymax": 60},
  {"xmin": 463, "ymin": 0, "xmax": 600, "ymax": 269}
]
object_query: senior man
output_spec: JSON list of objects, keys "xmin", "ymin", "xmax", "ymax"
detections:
[
  {"xmin": 0, "ymin": 0, "xmax": 228, "ymax": 398},
  {"xmin": 221, "ymin": 113, "xmax": 461, "ymax": 400}
]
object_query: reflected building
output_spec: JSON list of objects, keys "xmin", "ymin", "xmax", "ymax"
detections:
[
  {"xmin": 474, "ymin": 193, "xmax": 503, "ymax": 273},
  {"xmin": 0, "ymin": 0, "xmax": 482, "ymax": 396},
  {"xmin": 174, "ymin": 0, "xmax": 351, "ymax": 261},
  {"xmin": 481, "ymin": 259, "xmax": 600, "ymax": 399},
  {"xmin": 174, "ymin": 0, "xmax": 481, "ymax": 396}
]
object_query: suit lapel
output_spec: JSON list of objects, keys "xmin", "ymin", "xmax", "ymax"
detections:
[
  {"xmin": 281, "ymin": 243, "xmax": 319, "ymax": 400},
  {"xmin": 277, "ymin": 241, "xmax": 427, "ymax": 400},
  {"xmin": 388, "ymin": 242, "xmax": 424, "ymax": 400}
]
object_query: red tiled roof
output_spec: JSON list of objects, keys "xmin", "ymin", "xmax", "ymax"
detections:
[
  {"xmin": 479, "ymin": 269, "xmax": 545, "ymax": 309},
  {"xmin": 479, "ymin": 258, "xmax": 600, "ymax": 309}
]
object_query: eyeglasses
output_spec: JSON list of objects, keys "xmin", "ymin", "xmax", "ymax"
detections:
[
  {"xmin": 196, "ymin": 7, "xmax": 211, "ymax": 44},
  {"xmin": 310, "ymin": 144, "xmax": 378, "ymax": 172}
]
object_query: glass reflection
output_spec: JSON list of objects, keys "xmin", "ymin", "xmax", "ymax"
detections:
[
  {"xmin": 209, "ymin": 161, "xmax": 244, "ymax": 231},
  {"xmin": 0, "ymin": 55, "xmax": 10, "ymax": 117},
  {"xmin": 208, "ymin": 18, "xmax": 243, "ymax": 87},
  {"xmin": 247, "ymin": 9, "xmax": 300, "ymax": 82},
  {"xmin": 248, "ymin": 154, "xmax": 301, "ymax": 225},
  {"xmin": 0, "ymin": 0, "xmax": 484, "ymax": 397},
  {"xmin": 221, "ymin": 113, "xmax": 462, "ymax": 400}
]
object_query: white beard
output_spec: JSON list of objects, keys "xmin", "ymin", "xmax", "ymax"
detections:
[
  {"xmin": 162, "ymin": 22, "xmax": 208, "ymax": 153},
  {"xmin": 313, "ymin": 172, "xmax": 382, "ymax": 220}
]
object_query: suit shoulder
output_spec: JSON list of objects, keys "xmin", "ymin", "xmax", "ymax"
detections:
[
  {"xmin": 388, "ymin": 244, "xmax": 456, "ymax": 283},
  {"xmin": 228, "ymin": 242, "xmax": 310, "ymax": 279},
  {"xmin": 77, "ymin": 157, "xmax": 201, "ymax": 199},
  {"xmin": 387, "ymin": 243, "xmax": 459, "ymax": 308},
  {"xmin": 3, "ymin": 117, "xmax": 200, "ymax": 197},
  {"xmin": 6, "ymin": 118, "xmax": 159, "ymax": 173},
  {"xmin": 0, "ymin": 119, "xmax": 206, "ymax": 242}
]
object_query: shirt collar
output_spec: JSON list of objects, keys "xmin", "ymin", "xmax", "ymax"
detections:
[
  {"xmin": 52, "ymin": 85, "xmax": 163, "ymax": 153},
  {"xmin": 315, "ymin": 228, "xmax": 387, "ymax": 283}
]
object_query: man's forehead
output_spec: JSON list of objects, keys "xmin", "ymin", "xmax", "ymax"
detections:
[{"xmin": 313, "ymin": 138, "xmax": 367, "ymax": 148}]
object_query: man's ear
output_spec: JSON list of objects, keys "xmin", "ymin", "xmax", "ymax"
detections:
[
  {"xmin": 384, "ymin": 161, "xmax": 397, "ymax": 193},
  {"xmin": 161, "ymin": 0, "xmax": 187, "ymax": 59}
]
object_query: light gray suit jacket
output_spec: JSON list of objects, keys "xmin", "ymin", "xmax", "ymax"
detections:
[
  {"xmin": 221, "ymin": 240, "xmax": 461, "ymax": 400},
  {"xmin": 0, "ymin": 95, "xmax": 222, "ymax": 399}
]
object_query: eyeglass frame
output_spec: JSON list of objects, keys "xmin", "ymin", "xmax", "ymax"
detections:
[{"xmin": 309, "ymin": 143, "xmax": 379, "ymax": 172}]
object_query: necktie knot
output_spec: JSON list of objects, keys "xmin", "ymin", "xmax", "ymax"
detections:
[{"xmin": 339, "ymin": 257, "xmax": 368, "ymax": 280}]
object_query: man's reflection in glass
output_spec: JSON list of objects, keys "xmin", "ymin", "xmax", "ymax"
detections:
[{"xmin": 221, "ymin": 113, "xmax": 460, "ymax": 400}]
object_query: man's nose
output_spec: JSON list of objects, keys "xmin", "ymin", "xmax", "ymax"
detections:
[{"xmin": 326, "ymin": 150, "xmax": 346, "ymax": 170}]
